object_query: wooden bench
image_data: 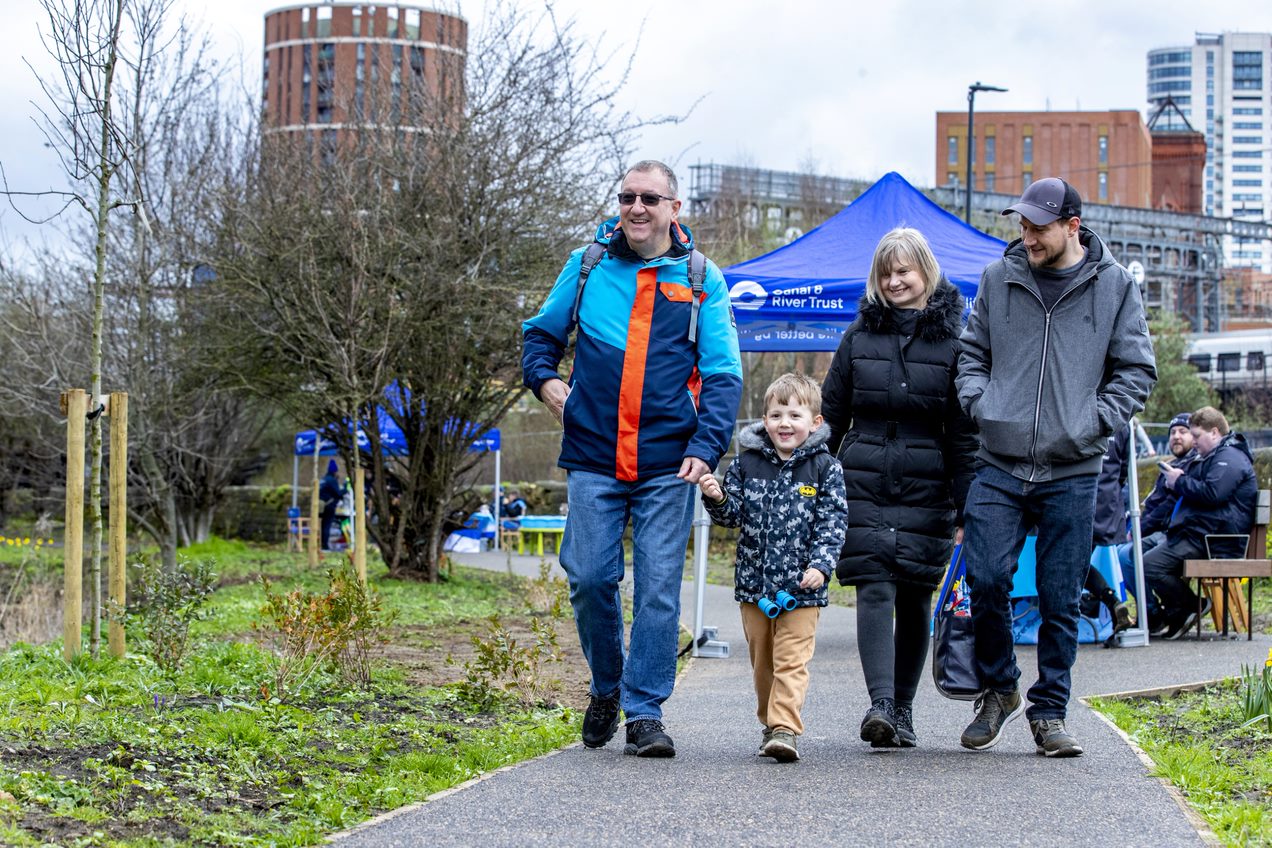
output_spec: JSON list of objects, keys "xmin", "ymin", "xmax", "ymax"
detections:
[{"xmin": 1183, "ymin": 489, "xmax": 1272, "ymax": 640}]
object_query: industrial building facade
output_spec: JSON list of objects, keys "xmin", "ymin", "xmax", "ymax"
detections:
[{"xmin": 934, "ymin": 110, "xmax": 1154, "ymax": 209}]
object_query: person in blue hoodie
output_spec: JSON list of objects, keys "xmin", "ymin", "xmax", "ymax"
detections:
[
  {"xmin": 522, "ymin": 160, "xmax": 743, "ymax": 758},
  {"xmin": 1148, "ymin": 405, "xmax": 1257, "ymax": 639}
]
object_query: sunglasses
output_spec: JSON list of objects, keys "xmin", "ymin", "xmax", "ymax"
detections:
[{"xmin": 617, "ymin": 191, "xmax": 676, "ymax": 207}]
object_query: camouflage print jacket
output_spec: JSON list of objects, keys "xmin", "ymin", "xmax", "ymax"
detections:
[{"xmin": 705, "ymin": 422, "xmax": 848, "ymax": 607}]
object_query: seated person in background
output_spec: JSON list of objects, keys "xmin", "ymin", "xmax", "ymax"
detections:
[
  {"xmin": 1117, "ymin": 413, "xmax": 1197, "ymax": 626},
  {"xmin": 1147, "ymin": 406, "xmax": 1257, "ymax": 639},
  {"xmin": 500, "ymin": 488, "xmax": 528, "ymax": 530}
]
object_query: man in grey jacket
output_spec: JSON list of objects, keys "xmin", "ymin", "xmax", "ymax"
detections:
[{"xmin": 956, "ymin": 178, "xmax": 1157, "ymax": 758}]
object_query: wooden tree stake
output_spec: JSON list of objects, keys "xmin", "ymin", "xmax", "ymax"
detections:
[
  {"xmin": 62, "ymin": 389, "xmax": 87, "ymax": 661},
  {"xmin": 108, "ymin": 391, "xmax": 128, "ymax": 658}
]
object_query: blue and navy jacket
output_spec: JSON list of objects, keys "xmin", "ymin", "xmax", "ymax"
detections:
[
  {"xmin": 1167, "ymin": 431, "xmax": 1258, "ymax": 556},
  {"xmin": 522, "ymin": 218, "xmax": 743, "ymax": 481},
  {"xmin": 704, "ymin": 422, "xmax": 848, "ymax": 607}
]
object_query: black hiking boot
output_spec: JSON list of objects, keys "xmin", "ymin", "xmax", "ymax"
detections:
[
  {"xmin": 623, "ymin": 719, "xmax": 675, "ymax": 758},
  {"xmin": 859, "ymin": 698, "xmax": 900, "ymax": 748},
  {"xmin": 894, "ymin": 702, "xmax": 917, "ymax": 748},
  {"xmin": 581, "ymin": 691, "xmax": 621, "ymax": 748}
]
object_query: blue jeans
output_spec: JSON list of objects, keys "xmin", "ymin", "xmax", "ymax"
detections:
[
  {"xmin": 559, "ymin": 470, "xmax": 694, "ymax": 723},
  {"xmin": 963, "ymin": 464, "xmax": 1097, "ymax": 720},
  {"xmin": 1117, "ymin": 531, "xmax": 1164, "ymax": 622}
]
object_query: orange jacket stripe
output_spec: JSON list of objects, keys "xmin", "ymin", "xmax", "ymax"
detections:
[{"xmin": 617, "ymin": 268, "xmax": 658, "ymax": 481}]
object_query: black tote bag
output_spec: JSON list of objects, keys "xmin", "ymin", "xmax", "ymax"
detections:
[{"xmin": 932, "ymin": 543, "xmax": 983, "ymax": 701}]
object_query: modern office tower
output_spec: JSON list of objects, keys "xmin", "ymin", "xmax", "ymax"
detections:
[
  {"xmin": 262, "ymin": 3, "xmax": 467, "ymax": 157},
  {"xmin": 934, "ymin": 110, "xmax": 1154, "ymax": 208},
  {"xmin": 1148, "ymin": 32, "xmax": 1272, "ymax": 269}
]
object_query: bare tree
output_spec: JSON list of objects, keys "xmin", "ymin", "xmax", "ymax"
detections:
[
  {"xmin": 213, "ymin": 3, "xmax": 672, "ymax": 581},
  {"xmin": 1, "ymin": 0, "xmax": 268, "ymax": 592}
]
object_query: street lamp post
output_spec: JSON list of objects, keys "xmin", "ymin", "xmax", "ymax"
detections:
[{"xmin": 965, "ymin": 81, "xmax": 1008, "ymax": 224}]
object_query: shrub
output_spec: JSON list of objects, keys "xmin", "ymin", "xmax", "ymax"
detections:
[
  {"xmin": 256, "ymin": 564, "xmax": 396, "ymax": 698},
  {"xmin": 132, "ymin": 554, "xmax": 218, "ymax": 673}
]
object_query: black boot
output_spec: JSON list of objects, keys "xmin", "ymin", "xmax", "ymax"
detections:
[
  {"xmin": 894, "ymin": 702, "xmax": 917, "ymax": 748},
  {"xmin": 859, "ymin": 698, "xmax": 899, "ymax": 748},
  {"xmin": 1100, "ymin": 588, "xmax": 1132, "ymax": 632}
]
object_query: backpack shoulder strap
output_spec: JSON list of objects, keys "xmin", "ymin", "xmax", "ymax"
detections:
[
  {"xmin": 687, "ymin": 249, "xmax": 706, "ymax": 343},
  {"xmin": 570, "ymin": 242, "xmax": 607, "ymax": 332}
]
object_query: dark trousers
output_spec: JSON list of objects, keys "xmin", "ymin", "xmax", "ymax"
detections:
[
  {"xmin": 1142, "ymin": 537, "xmax": 1205, "ymax": 626},
  {"xmin": 963, "ymin": 464, "xmax": 1096, "ymax": 721},
  {"xmin": 855, "ymin": 580, "xmax": 933, "ymax": 706},
  {"xmin": 320, "ymin": 507, "xmax": 336, "ymax": 550}
]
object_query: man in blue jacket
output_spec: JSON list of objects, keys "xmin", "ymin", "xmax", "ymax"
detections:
[
  {"xmin": 522, "ymin": 160, "xmax": 743, "ymax": 758},
  {"xmin": 1150, "ymin": 406, "xmax": 1257, "ymax": 639},
  {"xmin": 957, "ymin": 178, "xmax": 1156, "ymax": 758}
]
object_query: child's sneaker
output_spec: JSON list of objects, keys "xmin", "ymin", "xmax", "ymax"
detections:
[{"xmin": 760, "ymin": 729, "xmax": 799, "ymax": 762}]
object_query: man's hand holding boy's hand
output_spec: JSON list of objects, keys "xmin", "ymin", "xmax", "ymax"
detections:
[
  {"xmin": 698, "ymin": 473, "xmax": 725, "ymax": 504},
  {"xmin": 799, "ymin": 568, "xmax": 826, "ymax": 591}
]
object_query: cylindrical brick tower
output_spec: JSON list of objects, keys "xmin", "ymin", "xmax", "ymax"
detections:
[{"xmin": 262, "ymin": 3, "xmax": 467, "ymax": 147}]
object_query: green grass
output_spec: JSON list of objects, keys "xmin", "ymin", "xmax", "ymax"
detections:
[
  {"xmin": 1091, "ymin": 681, "xmax": 1272, "ymax": 847},
  {"xmin": 0, "ymin": 541, "xmax": 581, "ymax": 847}
]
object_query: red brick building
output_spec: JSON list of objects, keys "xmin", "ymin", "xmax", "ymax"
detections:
[
  {"xmin": 262, "ymin": 3, "xmax": 466, "ymax": 150},
  {"xmin": 935, "ymin": 110, "xmax": 1154, "ymax": 208}
]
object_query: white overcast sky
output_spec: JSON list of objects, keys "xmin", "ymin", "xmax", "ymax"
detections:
[{"xmin": 3, "ymin": 0, "xmax": 1272, "ymax": 260}]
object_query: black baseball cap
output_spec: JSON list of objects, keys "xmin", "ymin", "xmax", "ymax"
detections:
[{"xmin": 1001, "ymin": 177, "xmax": 1082, "ymax": 225}]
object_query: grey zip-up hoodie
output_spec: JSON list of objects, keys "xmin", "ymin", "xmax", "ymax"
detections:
[{"xmin": 956, "ymin": 226, "xmax": 1157, "ymax": 482}]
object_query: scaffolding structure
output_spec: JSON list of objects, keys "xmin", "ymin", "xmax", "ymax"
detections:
[{"xmin": 686, "ymin": 162, "xmax": 1272, "ymax": 333}]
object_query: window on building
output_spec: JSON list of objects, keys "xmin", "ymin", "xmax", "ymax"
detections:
[
  {"xmin": 984, "ymin": 136, "xmax": 995, "ymax": 165},
  {"xmin": 947, "ymin": 136, "xmax": 958, "ymax": 166},
  {"xmin": 1188, "ymin": 354, "xmax": 1211, "ymax": 373},
  {"xmin": 1218, "ymin": 352, "xmax": 1242, "ymax": 373},
  {"xmin": 1234, "ymin": 193, "xmax": 1264, "ymax": 201},
  {"xmin": 321, "ymin": 129, "xmax": 338, "ymax": 167},
  {"xmin": 1234, "ymin": 107, "xmax": 1264, "ymax": 115},
  {"xmin": 302, "ymin": 43, "xmax": 311, "ymax": 122},
  {"xmin": 1234, "ymin": 164, "xmax": 1264, "ymax": 172},
  {"xmin": 386, "ymin": 6, "xmax": 398, "ymax": 38},
  {"xmin": 1249, "ymin": 351, "xmax": 1266, "ymax": 372},
  {"xmin": 367, "ymin": 5, "xmax": 376, "ymax": 36},
  {"xmin": 1022, "ymin": 136, "xmax": 1032, "ymax": 166},
  {"xmin": 1098, "ymin": 135, "xmax": 1108, "ymax": 165},
  {"xmin": 1235, "ymin": 136, "xmax": 1264, "ymax": 145},
  {"xmin": 1234, "ymin": 51, "xmax": 1263, "ymax": 90},
  {"xmin": 356, "ymin": 43, "xmax": 365, "ymax": 118},
  {"xmin": 391, "ymin": 44, "xmax": 402, "ymax": 123},
  {"xmin": 316, "ymin": 5, "xmax": 332, "ymax": 38},
  {"xmin": 984, "ymin": 172, "xmax": 995, "ymax": 191},
  {"xmin": 1234, "ymin": 122, "xmax": 1264, "ymax": 130},
  {"xmin": 1234, "ymin": 150, "xmax": 1264, "ymax": 158},
  {"xmin": 1022, "ymin": 170, "xmax": 1032, "ymax": 186},
  {"xmin": 404, "ymin": 8, "xmax": 420, "ymax": 39},
  {"xmin": 946, "ymin": 172, "xmax": 958, "ymax": 187},
  {"xmin": 1098, "ymin": 171, "xmax": 1108, "ymax": 202},
  {"xmin": 1235, "ymin": 179, "xmax": 1263, "ymax": 187}
]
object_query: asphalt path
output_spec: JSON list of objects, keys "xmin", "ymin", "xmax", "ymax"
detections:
[{"xmin": 333, "ymin": 549, "xmax": 1271, "ymax": 847}]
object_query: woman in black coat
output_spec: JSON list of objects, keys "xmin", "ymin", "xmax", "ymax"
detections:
[{"xmin": 821, "ymin": 227, "xmax": 977, "ymax": 749}]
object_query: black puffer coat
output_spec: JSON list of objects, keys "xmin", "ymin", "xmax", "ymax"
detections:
[{"xmin": 821, "ymin": 280, "xmax": 978, "ymax": 588}]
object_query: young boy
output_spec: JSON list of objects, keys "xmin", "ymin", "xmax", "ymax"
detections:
[{"xmin": 699, "ymin": 372, "xmax": 848, "ymax": 762}]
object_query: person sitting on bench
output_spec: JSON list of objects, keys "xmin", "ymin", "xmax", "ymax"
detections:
[{"xmin": 1148, "ymin": 406, "xmax": 1257, "ymax": 639}]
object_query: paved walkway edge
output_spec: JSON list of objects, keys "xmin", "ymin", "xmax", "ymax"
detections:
[
  {"xmin": 1082, "ymin": 698, "xmax": 1222, "ymax": 847},
  {"xmin": 327, "ymin": 635, "xmax": 702, "ymax": 843},
  {"xmin": 325, "ymin": 739, "xmax": 586, "ymax": 843}
]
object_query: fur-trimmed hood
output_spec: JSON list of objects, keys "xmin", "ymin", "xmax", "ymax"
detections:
[
  {"xmin": 737, "ymin": 420, "xmax": 831, "ymax": 457},
  {"xmin": 856, "ymin": 278, "xmax": 964, "ymax": 343}
]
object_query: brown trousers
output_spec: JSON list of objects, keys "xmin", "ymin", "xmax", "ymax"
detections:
[{"xmin": 739, "ymin": 603, "xmax": 820, "ymax": 735}]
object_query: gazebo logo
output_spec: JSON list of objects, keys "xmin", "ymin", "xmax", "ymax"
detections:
[{"xmin": 729, "ymin": 279, "xmax": 768, "ymax": 311}]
